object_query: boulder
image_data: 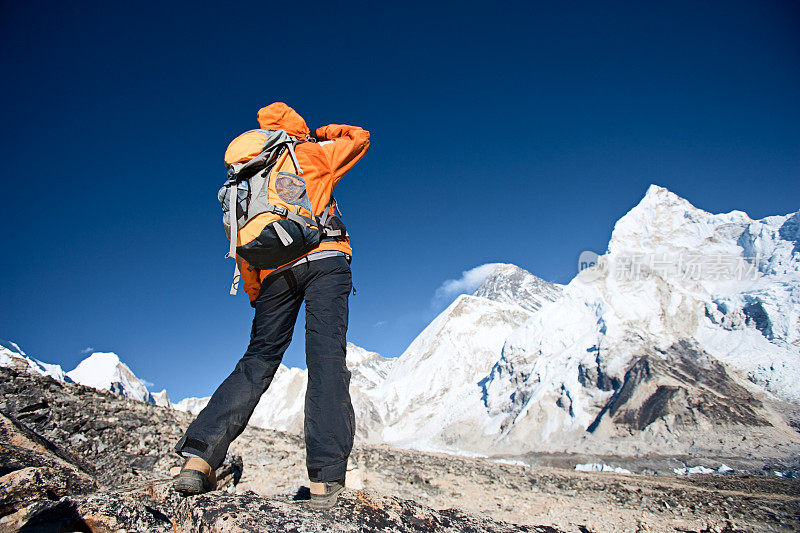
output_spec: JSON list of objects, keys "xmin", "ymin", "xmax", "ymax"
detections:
[{"xmin": 2, "ymin": 492, "xmax": 172, "ymax": 532}]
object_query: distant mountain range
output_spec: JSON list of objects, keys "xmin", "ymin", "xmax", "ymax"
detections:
[
  {"xmin": 0, "ymin": 341, "xmax": 171, "ymax": 408},
  {"xmin": 3, "ymin": 185, "xmax": 798, "ymax": 462}
]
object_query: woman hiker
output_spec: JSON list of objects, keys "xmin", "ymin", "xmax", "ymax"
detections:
[{"xmin": 173, "ymin": 102, "xmax": 370, "ymax": 510}]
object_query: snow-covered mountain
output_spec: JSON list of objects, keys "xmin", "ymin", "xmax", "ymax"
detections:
[
  {"xmin": 426, "ymin": 185, "xmax": 800, "ymax": 458},
  {"xmin": 472, "ymin": 264, "xmax": 563, "ymax": 313},
  {"xmin": 0, "ymin": 343, "xmax": 166, "ymax": 406},
  {"xmin": 151, "ymin": 389, "xmax": 172, "ymax": 408},
  {"xmin": 67, "ymin": 352, "xmax": 154, "ymax": 403},
  {"xmin": 0, "ymin": 339, "xmax": 70, "ymax": 382},
  {"xmin": 173, "ymin": 396, "xmax": 209, "ymax": 415},
  {"xmin": 333, "ymin": 264, "xmax": 560, "ymax": 447},
  {"xmin": 365, "ymin": 294, "xmax": 540, "ymax": 446}
]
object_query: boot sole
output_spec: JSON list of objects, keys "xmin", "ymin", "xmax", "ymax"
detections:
[
  {"xmin": 306, "ymin": 484, "xmax": 345, "ymax": 510},
  {"xmin": 173, "ymin": 469, "xmax": 215, "ymax": 495}
]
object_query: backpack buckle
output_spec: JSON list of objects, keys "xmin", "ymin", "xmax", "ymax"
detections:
[{"xmin": 270, "ymin": 205, "xmax": 288, "ymax": 217}]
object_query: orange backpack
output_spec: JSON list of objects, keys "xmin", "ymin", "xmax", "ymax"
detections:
[{"xmin": 219, "ymin": 129, "xmax": 344, "ymax": 294}]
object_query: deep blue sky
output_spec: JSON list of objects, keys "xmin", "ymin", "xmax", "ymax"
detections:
[{"xmin": 2, "ymin": 1, "xmax": 798, "ymax": 400}]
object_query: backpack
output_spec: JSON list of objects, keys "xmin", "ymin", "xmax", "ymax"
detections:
[{"xmin": 219, "ymin": 129, "xmax": 346, "ymax": 294}]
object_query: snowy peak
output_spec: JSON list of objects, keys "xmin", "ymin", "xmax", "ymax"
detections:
[
  {"xmin": 608, "ymin": 184, "xmax": 799, "ymax": 270},
  {"xmin": 637, "ymin": 184, "xmax": 697, "ymax": 213},
  {"xmin": 346, "ymin": 342, "xmax": 396, "ymax": 390},
  {"xmin": 345, "ymin": 342, "xmax": 384, "ymax": 368},
  {"xmin": 472, "ymin": 264, "xmax": 562, "ymax": 312},
  {"xmin": 0, "ymin": 341, "xmax": 160, "ymax": 405},
  {"xmin": 151, "ymin": 389, "xmax": 171, "ymax": 408},
  {"xmin": 67, "ymin": 352, "xmax": 153, "ymax": 403},
  {"xmin": 607, "ymin": 184, "xmax": 730, "ymax": 256},
  {"xmin": 174, "ymin": 396, "xmax": 208, "ymax": 416},
  {"xmin": 371, "ymin": 292, "xmax": 535, "ymax": 445},
  {"xmin": 1, "ymin": 339, "xmax": 25, "ymax": 358},
  {"xmin": 387, "ymin": 293, "xmax": 530, "ymax": 381},
  {"xmin": 0, "ymin": 339, "xmax": 70, "ymax": 382}
]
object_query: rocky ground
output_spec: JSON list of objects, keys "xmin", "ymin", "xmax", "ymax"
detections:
[{"xmin": 1, "ymin": 366, "xmax": 798, "ymax": 532}]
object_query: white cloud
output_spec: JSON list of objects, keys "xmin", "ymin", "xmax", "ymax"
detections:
[
  {"xmin": 81, "ymin": 347, "xmax": 95, "ymax": 354},
  {"xmin": 431, "ymin": 263, "xmax": 504, "ymax": 309}
]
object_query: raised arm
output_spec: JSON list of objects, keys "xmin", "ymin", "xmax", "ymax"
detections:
[{"xmin": 315, "ymin": 124, "xmax": 370, "ymax": 185}]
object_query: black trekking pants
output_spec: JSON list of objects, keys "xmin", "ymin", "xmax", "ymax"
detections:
[{"xmin": 175, "ymin": 255, "xmax": 355, "ymax": 482}]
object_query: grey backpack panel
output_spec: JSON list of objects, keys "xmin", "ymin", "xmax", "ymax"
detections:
[
  {"xmin": 220, "ymin": 129, "xmax": 300, "ymax": 295},
  {"xmin": 245, "ymin": 168, "xmax": 271, "ymax": 222}
]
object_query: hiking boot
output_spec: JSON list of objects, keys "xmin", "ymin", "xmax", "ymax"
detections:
[
  {"xmin": 306, "ymin": 478, "xmax": 346, "ymax": 510},
  {"xmin": 173, "ymin": 457, "xmax": 217, "ymax": 496}
]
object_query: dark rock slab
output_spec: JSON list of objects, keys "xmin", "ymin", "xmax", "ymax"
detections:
[
  {"xmin": 0, "ymin": 410, "xmax": 96, "ymax": 525},
  {"xmin": 588, "ymin": 340, "xmax": 773, "ymax": 433},
  {"xmin": 6, "ymin": 492, "xmax": 173, "ymax": 532}
]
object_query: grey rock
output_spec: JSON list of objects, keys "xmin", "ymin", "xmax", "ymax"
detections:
[
  {"xmin": 3, "ymin": 492, "xmax": 173, "ymax": 532},
  {"xmin": 0, "ymin": 410, "xmax": 96, "ymax": 522},
  {"xmin": 173, "ymin": 489, "xmax": 559, "ymax": 533}
]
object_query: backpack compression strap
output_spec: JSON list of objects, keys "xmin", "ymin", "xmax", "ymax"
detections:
[
  {"xmin": 319, "ymin": 199, "xmax": 347, "ymax": 238},
  {"xmin": 226, "ymin": 172, "xmax": 241, "ymax": 295}
]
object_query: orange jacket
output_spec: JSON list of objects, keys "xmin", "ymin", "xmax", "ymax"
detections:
[{"xmin": 239, "ymin": 103, "xmax": 370, "ymax": 303}]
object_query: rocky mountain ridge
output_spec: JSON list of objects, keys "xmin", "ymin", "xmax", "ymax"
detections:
[
  {"xmin": 0, "ymin": 340, "xmax": 171, "ymax": 408},
  {"xmin": 2, "ymin": 363, "xmax": 797, "ymax": 532},
  {"xmin": 0, "ymin": 339, "xmax": 70, "ymax": 383}
]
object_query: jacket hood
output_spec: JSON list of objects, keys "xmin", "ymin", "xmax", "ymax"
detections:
[{"xmin": 256, "ymin": 102, "xmax": 310, "ymax": 140}]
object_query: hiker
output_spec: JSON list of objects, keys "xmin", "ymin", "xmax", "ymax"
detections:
[{"xmin": 173, "ymin": 102, "xmax": 370, "ymax": 510}]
